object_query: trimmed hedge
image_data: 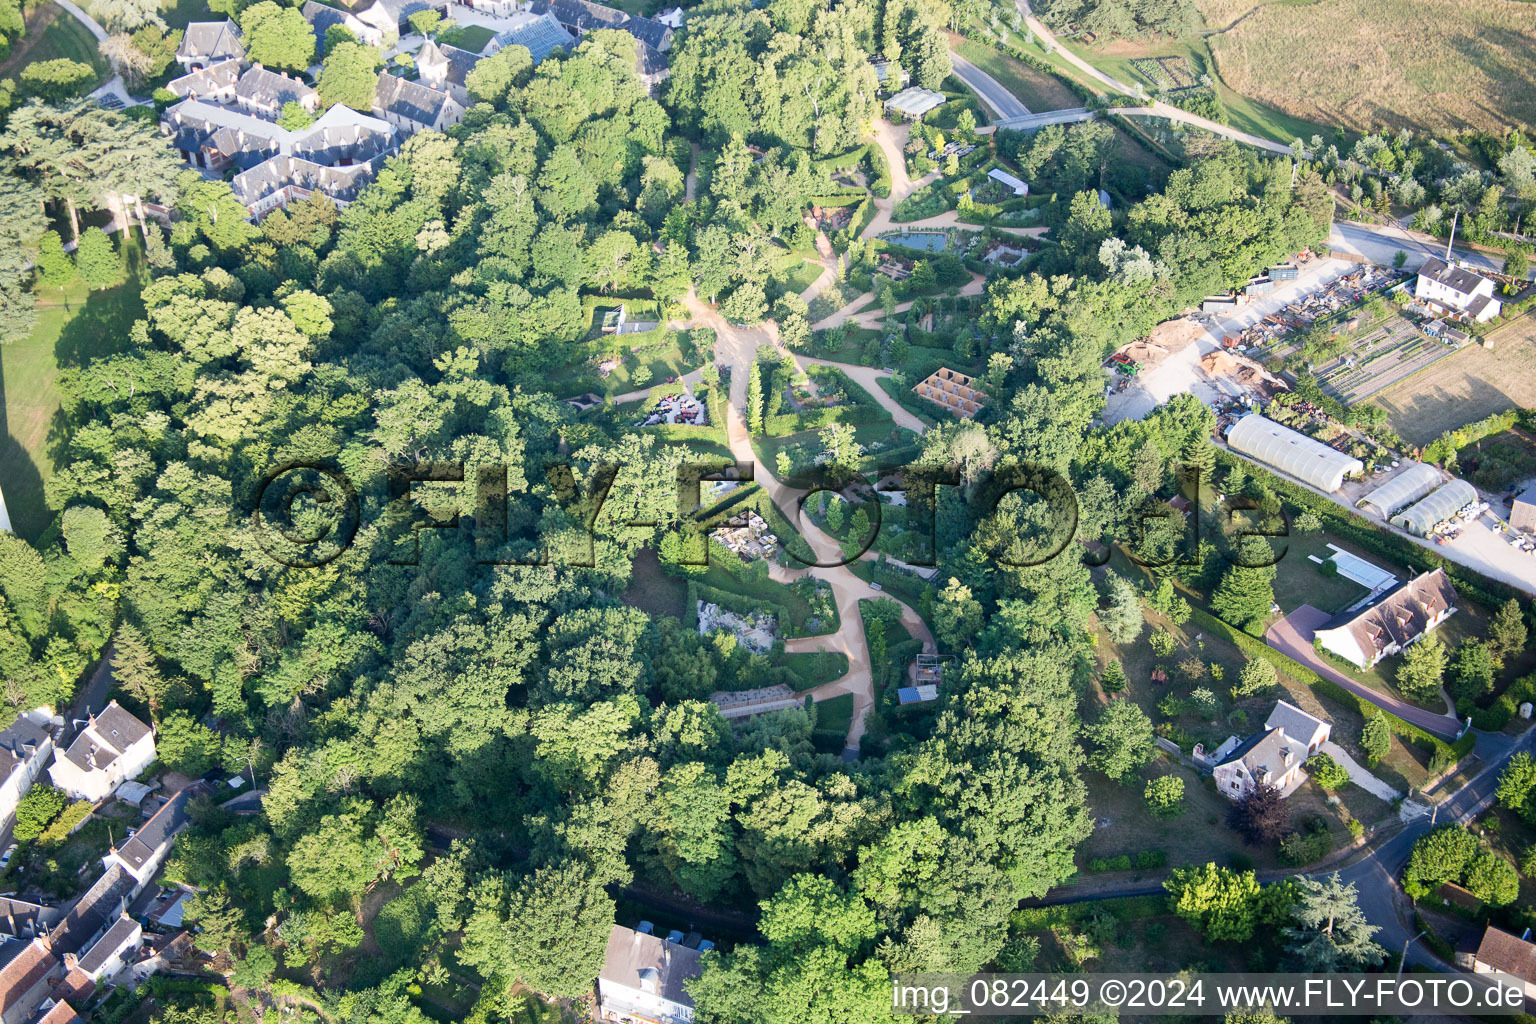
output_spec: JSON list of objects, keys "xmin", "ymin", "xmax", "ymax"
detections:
[
  {"xmin": 1011, "ymin": 894, "xmax": 1165, "ymax": 932},
  {"xmin": 1086, "ymin": 850, "xmax": 1167, "ymax": 872},
  {"xmin": 1187, "ymin": 605, "xmax": 1473, "ymax": 762}
]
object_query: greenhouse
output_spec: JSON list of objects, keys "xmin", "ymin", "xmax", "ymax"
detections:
[
  {"xmin": 1390, "ymin": 480, "xmax": 1478, "ymax": 537},
  {"xmin": 1358, "ymin": 463, "xmax": 1443, "ymax": 519},
  {"xmin": 1225, "ymin": 414, "xmax": 1364, "ymax": 493}
]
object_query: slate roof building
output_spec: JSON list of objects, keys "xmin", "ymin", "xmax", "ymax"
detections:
[
  {"xmin": 47, "ymin": 702, "xmax": 153, "ymax": 804},
  {"xmin": 232, "ymin": 64, "xmax": 320, "ymax": 119},
  {"xmin": 0, "ymin": 715, "xmax": 52, "ymax": 834},
  {"xmin": 1314, "ymin": 568, "xmax": 1458, "ymax": 670},
  {"xmin": 164, "ymin": 58, "xmax": 243, "ymax": 104},
  {"xmin": 163, "ymin": 99, "xmax": 290, "ymax": 172},
  {"xmin": 302, "ymin": 0, "xmax": 386, "ymax": 48},
  {"xmin": 45, "ymin": 864, "xmax": 136, "ymax": 961},
  {"xmin": 416, "ymin": 39, "xmax": 485, "ymax": 103},
  {"xmin": 175, "ymin": 20, "xmax": 244, "ymax": 72},
  {"xmin": 1211, "ymin": 700, "xmax": 1331, "ymax": 801},
  {"xmin": 103, "ymin": 784, "xmax": 213, "ymax": 892},
  {"xmin": 1225, "ymin": 413, "xmax": 1363, "ymax": 492},
  {"xmin": 373, "ymin": 70, "xmax": 465, "ymax": 134},
  {"xmin": 1416, "ymin": 256, "xmax": 1502, "ymax": 323},
  {"xmin": 70, "ymin": 917, "xmax": 141, "ymax": 983},
  {"xmin": 597, "ymin": 925, "xmax": 704, "ymax": 1024},
  {"xmin": 232, "ymin": 104, "xmax": 397, "ymax": 218}
]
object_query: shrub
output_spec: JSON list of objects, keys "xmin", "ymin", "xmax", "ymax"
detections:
[
  {"xmin": 1305, "ymin": 752, "xmax": 1350, "ymax": 790},
  {"xmin": 1144, "ymin": 775, "xmax": 1186, "ymax": 819},
  {"xmin": 12, "ymin": 785, "xmax": 67, "ymax": 843}
]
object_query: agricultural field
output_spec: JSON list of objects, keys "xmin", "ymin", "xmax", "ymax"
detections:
[
  {"xmin": 1374, "ymin": 317, "xmax": 1536, "ymax": 445},
  {"xmin": 1065, "ymin": 36, "xmax": 1332, "ymax": 145},
  {"xmin": 1205, "ymin": 0, "xmax": 1536, "ymax": 134}
]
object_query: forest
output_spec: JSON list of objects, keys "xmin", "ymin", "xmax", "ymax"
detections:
[{"xmin": 0, "ymin": 0, "xmax": 1370, "ymax": 1019}]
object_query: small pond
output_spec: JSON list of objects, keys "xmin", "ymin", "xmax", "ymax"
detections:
[{"xmin": 885, "ymin": 231, "xmax": 948, "ymax": 252}]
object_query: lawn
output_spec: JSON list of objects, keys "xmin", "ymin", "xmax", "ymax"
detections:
[
  {"xmin": 439, "ymin": 22, "xmax": 496, "ymax": 53},
  {"xmin": 949, "ymin": 33, "xmax": 1083, "ymax": 112},
  {"xmin": 545, "ymin": 327, "xmax": 707, "ymax": 399},
  {"xmin": 1205, "ymin": 0, "xmax": 1536, "ymax": 135},
  {"xmin": 1268, "ymin": 531, "xmax": 1385, "ymax": 617},
  {"xmin": 1087, "ymin": 606, "xmax": 1401, "ymax": 877},
  {"xmin": 621, "ymin": 548, "xmax": 689, "ymax": 619},
  {"xmin": 0, "ymin": 2, "xmax": 109, "ymax": 84},
  {"xmin": 811, "ymin": 692, "xmax": 853, "ymax": 752},
  {"xmin": 782, "ymin": 651, "xmax": 849, "ymax": 689},
  {"xmin": 1374, "ymin": 316, "xmax": 1536, "ymax": 445},
  {"xmin": 1, "ymin": 240, "xmax": 145, "ymax": 541}
]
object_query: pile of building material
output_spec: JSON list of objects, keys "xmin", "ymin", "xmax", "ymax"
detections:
[{"xmin": 697, "ymin": 602, "xmax": 776, "ymax": 653}]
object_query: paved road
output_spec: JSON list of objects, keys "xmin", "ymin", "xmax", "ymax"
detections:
[
  {"xmin": 948, "ymin": 51, "xmax": 1031, "ymax": 121},
  {"xmin": 1020, "ymin": 727, "xmax": 1532, "ymax": 973},
  {"xmin": 1265, "ymin": 605, "xmax": 1460, "ymax": 738},
  {"xmin": 1329, "ymin": 220, "xmax": 1523, "ymax": 278},
  {"xmin": 1336, "ymin": 727, "xmax": 1532, "ymax": 970}
]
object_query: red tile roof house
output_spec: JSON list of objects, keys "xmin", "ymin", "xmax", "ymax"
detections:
[{"xmin": 1460, "ymin": 925, "xmax": 1536, "ymax": 1000}]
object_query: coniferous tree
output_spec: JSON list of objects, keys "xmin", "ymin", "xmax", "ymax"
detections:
[
  {"xmin": 1210, "ymin": 535, "xmax": 1277, "ymax": 634},
  {"xmin": 1283, "ymin": 873, "xmax": 1383, "ymax": 972}
]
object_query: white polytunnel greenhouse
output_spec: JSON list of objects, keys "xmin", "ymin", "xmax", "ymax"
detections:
[
  {"xmin": 1390, "ymin": 480, "xmax": 1478, "ymax": 537},
  {"xmin": 1224, "ymin": 414, "xmax": 1364, "ymax": 493},
  {"xmin": 1358, "ymin": 462, "xmax": 1443, "ymax": 519}
]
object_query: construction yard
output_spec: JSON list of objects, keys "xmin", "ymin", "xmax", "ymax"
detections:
[{"xmin": 1373, "ymin": 316, "xmax": 1536, "ymax": 445}]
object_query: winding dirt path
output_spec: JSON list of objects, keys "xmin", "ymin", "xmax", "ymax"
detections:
[{"xmin": 686, "ymin": 291, "xmax": 936, "ymax": 752}]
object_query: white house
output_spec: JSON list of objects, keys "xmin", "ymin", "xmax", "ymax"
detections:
[
  {"xmin": 1415, "ymin": 256, "xmax": 1502, "ymax": 323},
  {"xmin": 1211, "ymin": 700, "xmax": 1331, "ymax": 801},
  {"xmin": 1314, "ymin": 568, "xmax": 1458, "ymax": 670},
  {"xmin": 0, "ymin": 714, "xmax": 53, "ymax": 833},
  {"xmin": 102, "ymin": 784, "xmax": 205, "ymax": 893},
  {"xmin": 597, "ymin": 925, "xmax": 704, "ymax": 1024},
  {"xmin": 47, "ymin": 703, "xmax": 154, "ymax": 804},
  {"xmin": 69, "ymin": 917, "xmax": 141, "ymax": 983}
]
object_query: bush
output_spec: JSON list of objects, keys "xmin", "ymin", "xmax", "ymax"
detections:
[
  {"xmin": 1305, "ymin": 752, "xmax": 1350, "ymax": 789},
  {"xmin": 1278, "ymin": 821, "xmax": 1333, "ymax": 866},
  {"xmin": 1144, "ymin": 775, "xmax": 1186, "ymax": 818},
  {"xmin": 12, "ymin": 785, "xmax": 67, "ymax": 843}
]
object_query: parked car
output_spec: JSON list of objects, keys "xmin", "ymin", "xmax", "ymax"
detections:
[{"xmin": 1, "ymin": 844, "xmax": 17, "ymax": 870}]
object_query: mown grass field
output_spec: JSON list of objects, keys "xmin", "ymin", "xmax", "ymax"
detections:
[
  {"xmin": 1374, "ymin": 316, "xmax": 1536, "ymax": 445},
  {"xmin": 0, "ymin": 2, "xmax": 109, "ymax": 84},
  {"xmin": 1205, "ymin": 0, "xmax": 1536, "ymax": 134},
  {"xmin": 1, "ymin": 242, "xmax": 144, "ymax": 541}
]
